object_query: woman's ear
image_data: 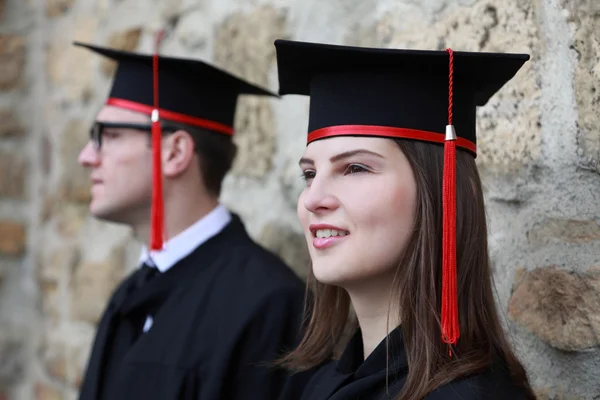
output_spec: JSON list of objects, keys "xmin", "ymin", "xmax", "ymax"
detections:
[{"xmin": 162, "ymin": 130, "xmax": 196, "ymax": 178}]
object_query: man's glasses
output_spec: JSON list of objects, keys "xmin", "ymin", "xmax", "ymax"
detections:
[{"xmin": 90, "ymin": 121, "xmax": 178, "ymax": 150}]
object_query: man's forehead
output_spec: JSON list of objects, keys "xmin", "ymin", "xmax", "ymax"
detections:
[{"xmin": 95, "ymin": 105, "xmax": 151, "ymax": 123}]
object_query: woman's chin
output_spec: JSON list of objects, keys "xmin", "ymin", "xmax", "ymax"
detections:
[{"xmin": 312, "ymin": 264, "xmax": 355, "ymax": 287}]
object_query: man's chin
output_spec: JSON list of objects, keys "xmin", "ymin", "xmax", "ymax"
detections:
[{"xmin": 89, "ymin": 203, "xmax": 124, "ymax": 224}]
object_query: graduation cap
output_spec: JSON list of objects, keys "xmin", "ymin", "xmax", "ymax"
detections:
[
  {"xmin": 274, "ymin": 39, "xmax": 529, "ymax": 352},
  {"xmin": 74, "ymin": 32, "xmax": 277, "ymax": 251}
]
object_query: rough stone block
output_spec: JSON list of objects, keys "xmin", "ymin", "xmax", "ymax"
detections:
[
  {"xmin": 35, "ymin": 383, "xmax": 63, "ymax": 400},
  {"xmin": 40, "ymin": 194, "xmax": 59, "ymax": 224},
  {"xmin": 508, "ymin": 266, "xmax": 600, "ymax": 351},
  {"xmin": 41, "ymin": 333, "xmax": 89, "ymax": 387},
  {"xmin": 177, "ymin": 10, "xmax": 208, "ymax": 50},
  {"xmin": 259, "ymin": 222, "xmax": 309, "ymax": 279},
  {"xmin": 527, "ymin": 218, "xmax": 600, "ymax": 250},
  {"xmin": 48, "ymin": 17, "xmax": 97, "ymax": 102},
  {"xmin": 56, "ymin": 204, "xmax": 89, "ymax": 237},
  {"xmin": 57, "ymin": 119, "xmax": 92, "ymax": 203},
  {"xmin": 0, "ymin": 35, "xmax": 26, "ymax": 91},
  {"xmin": 39, "ymin": 246, "xmax": 80, "ymax": 283},
  {"xmin": 45, "ymin": 350, "xmax": 67, "ymax": 384},
  {"xmin": 47, "ymin": 0, "xmax": 75, "ymax": 17},
  {"xmin": 69, "ymin": 16, "xmax": 98, "ymax": 102},
  {"xmin": 70, "ymin": 245, "xmax": 127, "ymax": 324},
  {"xmin": 0, "ymin": 150, "xmax": 27, "ymax": 199},
  {"xmin": 40, "ymin": 280, "xmax": 60, "ymax": 319},
  {"xmin": 213, "ymin": 5, "xmax": 287, "ymax": 178},
  {"xmin": 278, "ymin": 159, "xmax": 305, "ymax": 210},
  {"xmin": 46, "ymin": 44, "xmax": 65, "ymax": 85},
  {"xmin": 230, "ymin": 97, "xmax": 277, "ymax": 178},
  {"xmin": 346, "ymin": 0, "xmax": 541, "ymax": 173},
  {"xmin": 534, "ymin": 387, "xmax": 584, "ymax": 400},
  {"xmin": 0, "ymin": 109, "xmax": 25, "ymax": 138},
  {"xmin": 0, "ymin": 221, "xmax": 26, "ymax": 256},
  {"xmin": 102, "ymin": 27, "xmax": 142, "ymax": 76},
  {"xmin": 561, "ymin": 0, "xmax": 600, "ymax": 173},
  {"xmin": 0, "ymin": 324, "xmax": 25, "ymax": 390},
  {"xmin": 41, "ymin": 133, "xmax": 52, "ymax": 178}
]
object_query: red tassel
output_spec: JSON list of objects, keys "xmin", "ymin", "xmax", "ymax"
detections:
[
  {"xmin": 441, "ymin": 48, "xmax": 459, "ymax": 355},
  {"xmin": 150, "ymin": 30, "xmax": 165, "ymax": 251}
]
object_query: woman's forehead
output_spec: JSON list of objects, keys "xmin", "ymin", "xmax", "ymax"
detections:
[{"xmin": 302, "ymin": 136, "xmax": 394, "ymax": 158}]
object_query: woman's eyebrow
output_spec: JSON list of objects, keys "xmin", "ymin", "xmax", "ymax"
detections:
[
  {"xmin": 299, "ymin": 149, "xmax": 384, "ymax": 166},
  {"xmin": 298, "ymin": 157, "xmax": 314, "ymax": 166},
  {"xmin": 329, "ymin": 149, "xmax": 384, "ymax": 163}
]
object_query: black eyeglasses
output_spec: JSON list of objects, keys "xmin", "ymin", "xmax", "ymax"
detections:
[{"xmin": 90, "ymin": 121, "xmax": 179, "ymax": 150}]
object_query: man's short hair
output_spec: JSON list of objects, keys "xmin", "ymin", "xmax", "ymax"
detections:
[{"xmin": 165, "ymin": 120, "xmax": 237, "ymax": 197}]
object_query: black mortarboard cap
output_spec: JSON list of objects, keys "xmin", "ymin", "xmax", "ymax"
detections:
[
  {"xmin": 74, "ymin": 41, "xmax": 277, "ymax": 135},
  {"xmin": 274, "ymin": 39, "xmax": 529, "ymax": 154}
]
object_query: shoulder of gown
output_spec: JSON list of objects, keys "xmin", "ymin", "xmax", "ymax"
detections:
[{"xmin": 425, "ymin": 363, "xmax": 531, "ymax": 400}]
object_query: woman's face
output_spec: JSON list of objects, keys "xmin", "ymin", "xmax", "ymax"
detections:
[{"xmin": 298, "ymin": 136, "xmax": 417, "ymax": 289}]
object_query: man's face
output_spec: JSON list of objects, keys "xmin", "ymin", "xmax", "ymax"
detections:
[{"xmin": 78, "ymin": 105, "xmax": 154, "ymax": 225}]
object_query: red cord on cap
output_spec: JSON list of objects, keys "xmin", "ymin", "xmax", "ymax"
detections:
[
  {"xmin": 441, "ymin": 48, "xmax": 459, "ymax": 355},
  {"xmin": 150, "ymin": 30, "xmax": 165, "ymax": 251}
]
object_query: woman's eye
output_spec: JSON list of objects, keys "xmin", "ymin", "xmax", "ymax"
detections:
[
  {"xmin": 344, "ymin": 164, "xmax": 369, "ymax": 175},
  {"xmin": 301, "ymin": 170, "xmax": 316, "ymax": 181}
]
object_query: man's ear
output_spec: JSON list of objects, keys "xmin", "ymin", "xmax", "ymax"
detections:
[{"xmin": 162, "ymin": 130, "xmax": 196, "ymax": 178}]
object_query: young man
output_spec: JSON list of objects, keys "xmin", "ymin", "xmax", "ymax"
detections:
[{"xmin": 75, "ymin": 41, "xmax": 307, "ymax": 400}]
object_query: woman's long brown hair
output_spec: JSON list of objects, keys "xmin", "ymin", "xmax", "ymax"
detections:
[{"xmin": 278, "ymin": 139, "xmax": 535, "ymax": 400}]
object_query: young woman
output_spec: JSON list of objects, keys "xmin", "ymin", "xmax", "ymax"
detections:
[{"xmin": 274, "ymin": 39, "xmax": 537, "ymax": 400}]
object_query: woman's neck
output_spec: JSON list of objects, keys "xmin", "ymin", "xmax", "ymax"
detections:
[{"xmin": 346, "ymin": 274, "xmax": 400, "ymax": 360}]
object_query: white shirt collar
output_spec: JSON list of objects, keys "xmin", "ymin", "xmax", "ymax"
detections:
[{"xmin": 138, "ymin": 204, "xmax": 231, "ymax": 273}]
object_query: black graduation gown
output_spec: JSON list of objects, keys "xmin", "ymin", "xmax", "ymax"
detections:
[
  {"xmin": 78, "ymin": 214, "xmax": 307, "ymax": 400},
  {"xmin": 288, "ymin": 327, "xmax": 530, "ymax": 400}
]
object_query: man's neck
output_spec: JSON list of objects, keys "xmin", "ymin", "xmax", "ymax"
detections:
[{"xmin": 134, "ymin": 195, "xmax": 219, "ymax": 248}]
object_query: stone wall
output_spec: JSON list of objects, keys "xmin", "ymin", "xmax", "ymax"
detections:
[{"xmin": 0, "ymin": 0, "xmax": 598, "ymax": 398}]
